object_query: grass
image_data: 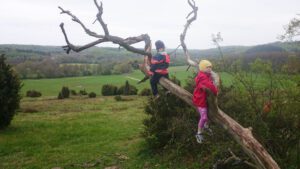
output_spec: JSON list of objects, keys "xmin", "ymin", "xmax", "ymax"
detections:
[
  {"xmin": 21, "ymin": 66, "xmax": 196, "ymax": 97},
  {"xmin": 3, "ymin": 67, "xmax": 298, "ymax": 168},
  {"xmin": 0, "ymin": 96, "xmax": 157, "ymax": 169},
  {"xmin": 21, "ymin": 66, "xmax": 237, "ymax": 97}
]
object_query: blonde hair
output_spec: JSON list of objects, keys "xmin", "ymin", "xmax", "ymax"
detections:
[{"xmin": 199, "ymin": 60, "xmax": 212, "ymax": 71}]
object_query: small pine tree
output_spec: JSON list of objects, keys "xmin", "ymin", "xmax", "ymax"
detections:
[
  {"xmin": 0, "ymin": 54, "xmax": 22, "ymax": 129},
  {"xmin": 102, "ymin": 84, "xmax": 118, "ymax": 96},
  {"xmin": 61, "ymin": 86, "xmax": 70, "ymax": 98},
  {"xmin": 124, "ymin": 80, "xmax": 130, "ymax": 95},
  {"xmin": 57, "ymin": 86, "xmax": 70, "ymax": 99}
]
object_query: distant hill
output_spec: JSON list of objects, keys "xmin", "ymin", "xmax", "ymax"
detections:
[{"xmin": 0, "ymin": 41, "xmax": 299, "ymax": 64}]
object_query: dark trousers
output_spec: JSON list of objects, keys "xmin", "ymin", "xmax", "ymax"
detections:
[{"xmin": 150, "ymin": 73, "xmax": 169, "ymax": 96}]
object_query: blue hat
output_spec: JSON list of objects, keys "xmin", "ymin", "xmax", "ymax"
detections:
[{"xmin": 155, "ymin": 40, "xmax": 165, "ymax": 50}]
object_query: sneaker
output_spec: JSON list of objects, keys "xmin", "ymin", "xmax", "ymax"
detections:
[
  {"xmin": 153, "ymin": 94, "xmax": 160, "ymax": 101},
  {"xmin": 204, "ymin": 126, "xmax": 213, "ymax": 136},
  {"xmin": 195, "ymin": 133, "xmax": 204, "ymax": 144}
]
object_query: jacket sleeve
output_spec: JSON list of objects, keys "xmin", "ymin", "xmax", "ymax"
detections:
[{"xmin": 196, "ymin": 73, "xmax": 218, "ymax": 95}]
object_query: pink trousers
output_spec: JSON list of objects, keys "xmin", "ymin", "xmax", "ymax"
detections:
[{"xmin": 197, "ymin": 107, "xmax": 208, "ymax": 129}]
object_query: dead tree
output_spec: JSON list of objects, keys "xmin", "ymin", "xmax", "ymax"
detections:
[{"xmin": 59, "ymin": 0, "xmax": 280, "ymax": 168}]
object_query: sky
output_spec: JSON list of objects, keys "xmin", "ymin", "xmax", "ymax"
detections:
[{"xmin": 0, "ymin": 0, "xmax": 299, "ymax": 49}]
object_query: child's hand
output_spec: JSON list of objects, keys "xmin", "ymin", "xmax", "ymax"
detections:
[{"xmin": 147, "ymin": 70, "xmax": 154, "ymax": 76}]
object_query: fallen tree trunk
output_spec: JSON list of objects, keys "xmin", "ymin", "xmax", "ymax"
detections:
[{"xmin": 159, "ymin": 77, "xmax": 280, "ymax": 169}]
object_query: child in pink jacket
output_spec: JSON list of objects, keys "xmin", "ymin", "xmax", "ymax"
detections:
[{"xmin": 192, "ymin": 60, "xmax": 218, "ymax": 143}]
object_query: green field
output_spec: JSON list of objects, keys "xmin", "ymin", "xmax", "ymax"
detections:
[
  {"xmin": 0, "ymin": 96, "xmax": 154, "ymax": 169},
  {"xmin": 21, "ymin": 66, "xmax": 197, "ymax": 97},
  {"xmin": 4, "ymin": 66, "xmax": 297, "ymax": 169},
  {"xmin": 1, "ymin": 66, "xmax": 202, "ymax": 169}
]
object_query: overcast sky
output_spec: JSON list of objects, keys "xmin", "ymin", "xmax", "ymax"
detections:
[{"xmin": 0, "ymin": 0, "xmax": 299, "ymax": 49}]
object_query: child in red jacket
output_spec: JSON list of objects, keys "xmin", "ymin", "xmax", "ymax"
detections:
[{"xmin": 192, "ymin": 60, "xmax": 218, "ymax": 143}]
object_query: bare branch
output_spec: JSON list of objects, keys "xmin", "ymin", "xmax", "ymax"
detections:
[
  {"xmin": 93, "ymin": 0, "xmax": 109, "ymax": 35},
  {"xmin": 59, "ymin": 23, "xmax": 108, "ymax": 53},
  {"xmin": 58, "ymin": 6, "xmax": 104, "ymax": 38},
  {"xmin": 58, "ymin": 3, "xmax": 151, "ymax": 57},
  {"xmin": 180, "ymin": 0, "xmax": 198, "ymax": 67}
]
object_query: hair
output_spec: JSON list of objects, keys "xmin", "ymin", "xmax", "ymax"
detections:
[{"xmin": 155, "ymin": 40, "xmax": 165, "ymax": 50}]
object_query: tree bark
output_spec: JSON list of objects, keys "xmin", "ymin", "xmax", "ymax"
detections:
[{"xmin": 159, "ymin": 77, "xmax": 280, "ymax": 169}]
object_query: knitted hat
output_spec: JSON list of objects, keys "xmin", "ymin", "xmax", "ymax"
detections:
[
  {"xmin": 155, "ymin": 40, "xmax": 165, "ymax": 50},
  {"xmin": 199, "ymin": 60, "xmax": 212, "ymax": 71}
]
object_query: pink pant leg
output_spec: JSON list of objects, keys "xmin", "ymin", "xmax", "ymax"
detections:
[{"xmin": 197, "ymin": 107, "xmax": 208, "ymax": 129}]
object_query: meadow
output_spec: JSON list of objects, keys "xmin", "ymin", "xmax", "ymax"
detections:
[
  {"xmin": 1, "ymin": 66, "xmax": 202, "ymax": 169},
  {"xmin": 21, "ymin": 66, "xmax": 235, "ymax": 97},
  {"xmin": 1, "ymin": 96, "xmax": 157, "ymax": 169},
  {"xmin": 21, "ymin": 66, "xmax": 196, "ymax": 97},
  {"xmin": 2, "ymin": 66, "xmax": 297, "ymax": 169}
]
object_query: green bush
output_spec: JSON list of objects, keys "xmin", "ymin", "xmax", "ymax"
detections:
[
  {"xmin": 139, "ymin": 88, "xmax": 152, "ymax": 96},
  {"xmin": 79, "ymin": 89, "xmax": 87, "ymax": 95},
  {"xmin": 142, "ymin": 62, "xmax": 300, "ymax": 168},
  {"xmin": 70, "ymin": 90, "xmax": 77, "ymax": 95},
  {"xmin": 142, "ymin": 76, "xmax": 199, "ymax": 153},
  {"xmin": 117, "ymin": 80, "xmax": 138, "ymax": 95},
  {"xmin": 102, "ymin": 84, "xmax": 118, "ymax": 96},
  {"xmin": 57, "ymin": 86, "xmax": 70, "ymax": 99},
  {"xmin": 114, "ymin": 95, "xmax": 122, "ymax": 101},
  {"xmin": 88, "ymin": 92, "xmax": 96, "ymax": 98},
  {"xmin": 0, "ymin": 54, "xmax": 22, "ymax": 129},
  {"xmin": 26, "ymin": 90, "xmax": 42, "ymax": 97}
]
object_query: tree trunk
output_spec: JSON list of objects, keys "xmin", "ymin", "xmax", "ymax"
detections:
[{"xmin": 159, "ymin": 77, "xmax": 280, "ymax": 169}]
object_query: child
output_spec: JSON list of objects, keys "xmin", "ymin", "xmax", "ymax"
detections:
[
  {"xmin": 149, "ymin": 40, "xmax": 170, "ymax": 99},
  {"xmin": 192, "ymin": 60, "xmax": 218, "ymax": 143}
]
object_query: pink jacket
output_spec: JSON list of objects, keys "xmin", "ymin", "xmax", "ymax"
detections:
[{"xmin": 192, "ymin": 71, "xmax": 218, "ymax": 107}]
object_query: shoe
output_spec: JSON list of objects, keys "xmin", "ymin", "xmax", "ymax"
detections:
[
  {"xmin": 153, "ymin": 94, "xmax": 160, "ymax": 101},
  {"xmin": 165, "ymin": 91, "xmax": 171, "ymax": 95},
  {"xmin": 195, "ymin": 133, "xmax": 204, "ymax": 144},
  {"xmin": 204, "ymin": 126, "xmax": 213, "ymax": 136}
]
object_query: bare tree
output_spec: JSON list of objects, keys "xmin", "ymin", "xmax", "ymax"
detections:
[
  {"xmin": 279, "ymin": 14, "xmax": 300, "ymax": 41},
  {"xmin": 59, "ymin": 0, "xmax": 280, "ymax": 168}
]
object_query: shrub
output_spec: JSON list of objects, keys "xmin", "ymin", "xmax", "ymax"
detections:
[
  {"xmin": 0, "ymin": 54, "xmax": 22, "ymax": 129},
  {"xmin": 139, "ymin": 88, "xmax": 152, "ymax": 96},
  {"xmin": 79, "ymin": 89, "xmax": 87, "ymax": 95},
  {"xmin": 114, "ymin": 95, "xmax": 122, "ymax": 101},
  {"xmin": 57, "ymin": 92, "xmax": 64, "ymax": 99},
  {"xmin": 117, "ymin": 81, "xmax": 138, "ymax": 95},
  {"xmin": 70, "ymin": 90, "xmax": 77, "ymax": 95},
  {"xmin": 88, "ymin": 92, "xmax": 96, "ymax": 98},
  {"xmin": 26, "ymin": 90, "xmax": 42, "ymax": 97},
  {"xmin": 142, "ymin": 60, "xmax": 300, "ymax": 168},
  {"xmin": 102, "ymin": 84, "xmax": 118, "ymax": 96},
  {"xmin": 143, "ymin": 76, "xmax": 200, "ymax": 152},
  {"xmin": 57, "ymin": 86, "xmax": 70, "ymax": 99}
]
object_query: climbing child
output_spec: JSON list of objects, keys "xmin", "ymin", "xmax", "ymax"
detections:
[
  {"xmin": 149, "ymin": 40, "xmax": 170, "ymax": 99},
  {"xmin": 192, "ymin": 60, "xmax": 218, "ymax": 143}
]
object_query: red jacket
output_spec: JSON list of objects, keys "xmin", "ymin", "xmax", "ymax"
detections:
[
  {"xmin": 192, "ymin": 71, "xmax": 218, "ymax": 107},
  {"xmin": 150, "ymin": 52, "xmax": 170, "ymax": 75}
]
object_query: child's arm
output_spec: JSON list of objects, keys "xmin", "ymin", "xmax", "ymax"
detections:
[{"xmin": 196, "ymin": 74, "xmax": 218, "ymax": 95}]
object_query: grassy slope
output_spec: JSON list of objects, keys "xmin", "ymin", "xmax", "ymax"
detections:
[{"xmin": 0, "ymin": 96, "xmax": 157, "ymax": 169}]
